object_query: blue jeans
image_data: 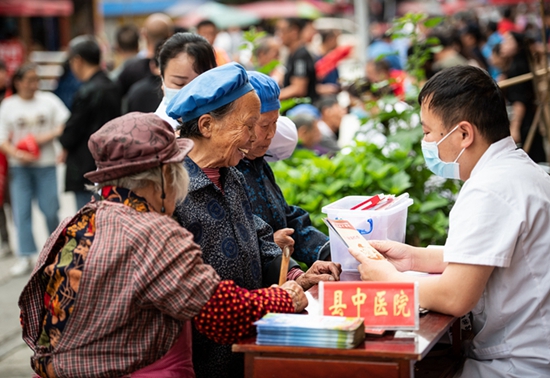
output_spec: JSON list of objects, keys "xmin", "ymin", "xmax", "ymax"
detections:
[
  {"xmin": 74, "ymin": 190, "xmax": 93, "ymax": 211},
  {"xmin": 10, "ymin": 166, "xmax": 59, "ymax": 256}
]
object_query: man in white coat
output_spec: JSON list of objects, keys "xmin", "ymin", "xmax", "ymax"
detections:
[{"xmin": 350, "ymin": 65, "xmax": 550, "ymax": 377}]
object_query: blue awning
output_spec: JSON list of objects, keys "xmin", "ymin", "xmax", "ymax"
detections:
[{"xmin": 101, "ymin": 0, "xmax": 180, "ymax": 17}]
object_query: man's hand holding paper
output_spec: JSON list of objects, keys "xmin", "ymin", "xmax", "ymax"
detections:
[
  {"xmin": 367, "ymin": 240, "xmax": 415, "ymax": 272},
  {"xmin": 348, "ymin": 243, "xmax": 399, "ymax": 282}
]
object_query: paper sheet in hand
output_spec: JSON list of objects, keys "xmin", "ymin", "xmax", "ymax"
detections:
[{"xmin": 323, "ymin": 218, "xmax": 385, "ymax": 260}]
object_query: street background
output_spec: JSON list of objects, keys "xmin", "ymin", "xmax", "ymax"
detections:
[{"xmin": 0, "ymin": 165, "xmax": 76, "ymax": 378}]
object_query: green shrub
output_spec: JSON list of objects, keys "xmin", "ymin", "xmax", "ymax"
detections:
[{"xmin": 270, "ymin": 125, "xmax": 460, "ymax": 246}]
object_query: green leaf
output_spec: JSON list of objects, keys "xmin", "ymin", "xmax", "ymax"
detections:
[
  {"xmin": 280, "ymin": 97, "xmax": 311, "ymax": 113},
  {"xmin": 429, "ymin": 46, "xmax": 444, "ymax": 54},
  {"xmin": 418, "ymin": 197, "xmax": 449, "ymax": 213},
  {"xmin": 350, "ymin": 164, "xmax": 365, "ymax": 186},
  {"xmin": 426, "ymin": 37, "xmax": 440, "ymax": 45},
  {"xmin": 287, "ymin": 168, "xmax": 304, "ymax": 180},
  {"xmin": 325, "ymin": 180, "xmax": 347, "ymax": 196},
  {"xmin": 423, "ymin": 17, "xmax": 443, "ymax": 28},
  {"xmin": 257, "ymin": 60, "xmax": 280, "ymax": 75},
  {"xmin": 382, "ymin": 171, "xmax": 412, "ymax": 193},
  {"xmin": 302, "ymin": 195, "xmax": 324, "ymax": 213}
]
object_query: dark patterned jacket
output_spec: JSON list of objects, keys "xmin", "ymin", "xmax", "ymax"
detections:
[
  {"xmin": 174, "ymin": 157, "xmax": 282, "ymax": 378},
  {"xmin": 236, "ymin": 157, "xmax": 330, "ymax": 267}
]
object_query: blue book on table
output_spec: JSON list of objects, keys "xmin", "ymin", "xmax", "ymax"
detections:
[{"xmin": 255, "ymin": 313, "xmax": 365, "ymax": 349}]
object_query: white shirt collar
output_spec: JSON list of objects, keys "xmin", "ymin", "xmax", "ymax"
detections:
[{"xmin": 470, "ymin": 136, "xmax": 517, "ymax": 179}]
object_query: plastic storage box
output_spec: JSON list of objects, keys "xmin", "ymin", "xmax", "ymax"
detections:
[{"xmin": 321, "ymin": 195, "xmax": 413, "ymax": 271}]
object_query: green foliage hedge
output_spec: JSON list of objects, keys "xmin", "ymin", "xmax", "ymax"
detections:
[{"xmin": 270, "ymin": 123, "xmax": 461, "ymax": 246}]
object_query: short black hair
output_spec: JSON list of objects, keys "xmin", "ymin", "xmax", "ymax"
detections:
[
  {"xmin": 316, "ymin": 95, "xmax": 339, "ymax": 113},
  {"xmin": 430, "ymin": 27, "xmax": 460, "ymax": 49},
  {"xmin": 486, "ymin": 21, "xmax": 498, "ymax": 34},
  {"xmin": 69, "ymin": 35, "xmax": 101, "ymax": 65},
  {"xmin": 196, "ymin": 20, "xmax": 216, "ymax": 30},
  {"xmin": 320, "ymin": 30, "xmax": 337, "ymax": 44},
  {"xmin": 11, "ymin": 63, "xmax": 38, "ymax": 94},
  {"xmin": 285, "ymin": 18, "xmax": 306, "ymax": 33},
  {"xmin": 462, "ymin": 23, "xmax": 483, "ymax": 43},
  {"xmin": 368, "ymin": 59, "xmax": 390, "ymax": 74},
  {"xmin": 116, "ymin": 24, "xmax": 139, "ymax": 52},
  {"xmin": 418, "ymin": 65, "xmax": 510, "ymax": 143},
  {"xmin": 503, "ymin": 7, "xmax": 512, "ymax": 19},
  {"xmin": 158, "ymin": 32, "xmax": 217, "ymax": 78}
]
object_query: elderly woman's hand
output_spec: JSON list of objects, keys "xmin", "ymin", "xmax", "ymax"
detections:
[
  {"xmin": 295, "ymin": 261, "xmax": 342, "ymax": 291},
  {"xmin": 280, "ymin": 281, "xmax": 308, "ymax": 312},
  {"xmin": 273, "ymin": 228, "xmax": 295, "ymax": 255}
]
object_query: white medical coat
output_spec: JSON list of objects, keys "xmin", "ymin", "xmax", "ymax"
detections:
[{"xmin": 444, "ymin": 137, "xmax": 550, "ymax": 377}]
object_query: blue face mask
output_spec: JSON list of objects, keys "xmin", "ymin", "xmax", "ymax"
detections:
[
  {"xmin": 421, "ymin": 124, "xmax": 466, "ymax": 180},
  {"xmin": 162, "ymin": 84, "xmax": 181, "ymax": 105}
]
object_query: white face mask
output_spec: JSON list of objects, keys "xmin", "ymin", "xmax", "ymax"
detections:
[
  {"xmin": 264, "ymin": 116, "xmax": 298, "ymax": 162},
  {"xmin": 421, "ymin": 124, "xmax": 466, "ymax": 180},
  {"xmin": 162, "ymin": 84, "xmax": 181, "ymax": 105}
]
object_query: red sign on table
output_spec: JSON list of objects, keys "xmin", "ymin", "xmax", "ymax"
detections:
[{"xmin": 319, "ymin": 281, "xmax": 419, "ymax": 330}]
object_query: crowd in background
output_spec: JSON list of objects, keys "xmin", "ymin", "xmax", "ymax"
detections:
[{"xmin": 0, "ymin": 5, "xmax": 549, "ymax": 276}]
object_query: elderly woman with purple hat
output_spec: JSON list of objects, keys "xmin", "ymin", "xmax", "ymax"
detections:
[
  {"xmin": 167, "ymin": 62, "xmax": 341, "ymax": 378},
  {"xmin": 18, "ymin": 112, "xmax": 306, "ymax": 378}
]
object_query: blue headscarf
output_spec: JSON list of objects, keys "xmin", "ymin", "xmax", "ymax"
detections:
[
  {"xmin": 247, "ymin": 71, "xmax": 280, "ymax": 114},
  {"xmin": 166, "ymin": 62, "xmax": 254, "ymax": 123}
]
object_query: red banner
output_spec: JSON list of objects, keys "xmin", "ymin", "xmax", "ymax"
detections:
[{"xmin": 319, "ymin": 281, "xmax": 419, "ymax": 330}]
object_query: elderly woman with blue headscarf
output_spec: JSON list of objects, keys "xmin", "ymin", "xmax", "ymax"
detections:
[
  {"xmin": 236, "ymin": 71, "xmax": 332, "ymax": 267},
  {"xmin": 167, "ymin": 62, "xmax": 341, "ymax": 378}
]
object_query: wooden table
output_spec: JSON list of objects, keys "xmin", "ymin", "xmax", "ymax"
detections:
[{"xmin": 233, "ymin": 278, "xmax": 460, "ymax": 378}]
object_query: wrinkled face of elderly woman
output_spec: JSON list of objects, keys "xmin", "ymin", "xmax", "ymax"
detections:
[
  {"xmin": 245, "ymin": 109, "xmax": 279, "ymax": 160},
  {"xmin": 203, "ymin": 91, "xmax": 261, "ymax": 167}
]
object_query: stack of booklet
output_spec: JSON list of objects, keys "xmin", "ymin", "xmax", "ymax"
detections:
[{"xmin": 255, "ymin": 313, "xmax": 365, "ymax": 349}]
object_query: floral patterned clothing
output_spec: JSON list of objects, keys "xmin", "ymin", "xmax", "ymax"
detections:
[{"xmin": 34, "ymin": 186, "xmax": 152, "ymax": 377}]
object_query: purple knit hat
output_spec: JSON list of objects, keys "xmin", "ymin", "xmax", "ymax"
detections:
[{"xmin": 84, "ymin": 112, "xmax": 193, "ymax": 183}]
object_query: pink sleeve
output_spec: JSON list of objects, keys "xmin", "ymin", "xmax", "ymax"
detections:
[{"xmin": 287, "ymin": 267, "xmax": 304, "ymax": 281}]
